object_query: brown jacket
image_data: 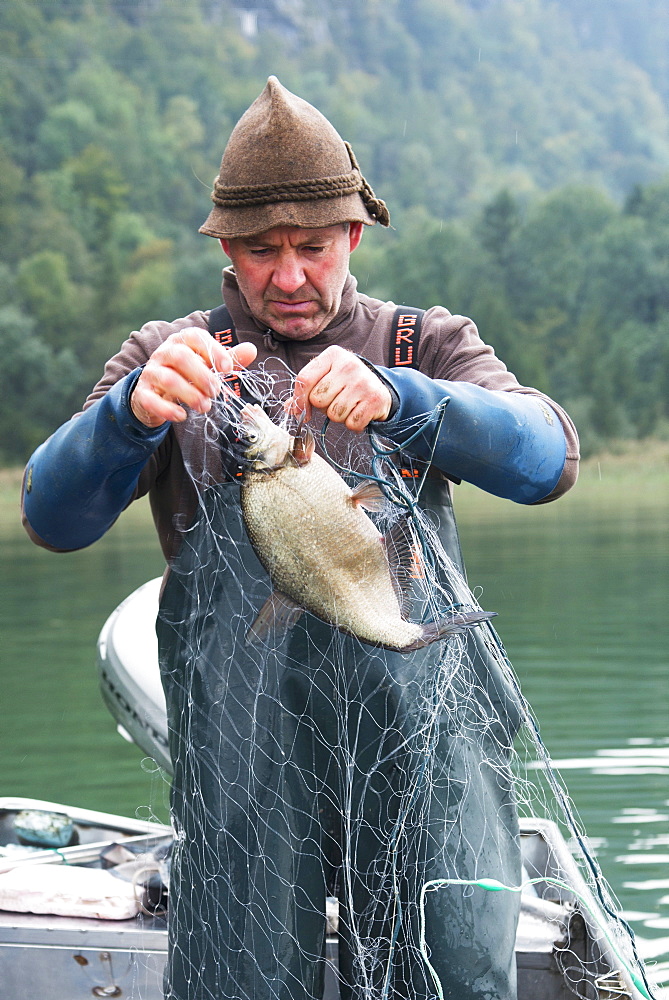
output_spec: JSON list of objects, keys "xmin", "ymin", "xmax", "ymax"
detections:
[{"xmin": 79, "ymin": 269, "xmax": 579, "ymax": 562}]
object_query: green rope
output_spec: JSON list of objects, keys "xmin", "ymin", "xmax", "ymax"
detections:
[{"xmin": 418, "ymin": 876, "xmax": 652, "ymax": 1000}]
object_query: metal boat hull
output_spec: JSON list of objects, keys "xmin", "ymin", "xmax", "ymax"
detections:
[{"xmin": 0, "ymin": 798, "xmax": 645, "ymax": 1000}]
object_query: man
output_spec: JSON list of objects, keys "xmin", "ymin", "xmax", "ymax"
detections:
[{"xmin": 23, "ymin": 78, "xmax": 579, "ymax": 1000}]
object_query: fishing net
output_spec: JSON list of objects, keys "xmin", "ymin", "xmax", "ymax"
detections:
[{"xmin": 149, "ymin": 358, "xmax": 653, "ymax": 1000}]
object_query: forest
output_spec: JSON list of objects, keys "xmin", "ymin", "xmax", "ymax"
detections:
[{"xmin": 2, "ymin": 0, "xmax": 669, "ymax": 461}]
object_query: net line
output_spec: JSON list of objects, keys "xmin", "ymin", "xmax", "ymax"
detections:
[{"xmin": 151, "ymin": 358, "xmax": 651, "ymax": 1000}]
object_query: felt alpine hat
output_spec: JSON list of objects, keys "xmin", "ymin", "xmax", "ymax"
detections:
[{"xmin": 199, "ymin": 76, "xmax": 390, "ymax": 239}]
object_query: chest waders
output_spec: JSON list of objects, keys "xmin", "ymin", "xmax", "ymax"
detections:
[{"xmin": 156, "ymin": 308, "xmax": 523, "ymax": 1000}]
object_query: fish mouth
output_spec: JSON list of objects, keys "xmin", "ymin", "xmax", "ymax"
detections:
[
  {"xmin": 230, "ymin": 422, "xmax": 259, "ymax": 467},
  {"xmin": 234, "ymin": 404, "xmax": 295, "ymax": 472},
  {"xmin": 215, "ymin": 404, "xmax": 265, "ymax": 475},
  {"xmin": 237, "ymin": 405, "xmax": 266, "ymax": 449}
]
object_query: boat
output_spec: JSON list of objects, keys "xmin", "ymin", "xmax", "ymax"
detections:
[
  {"xmin": 0, "ymin": 796, "xmax": 172, "ymax": 999},
  {"xmin": 0, "ymin": 580, "xmax": 652, "ymax": 1000},
  {"xmin": 97, "ymin": 578, "xmax": 171, "ymax": 774},
  {"xmin": 0, "ymin": 797, "xmax": 647, "ymax": 1000}
]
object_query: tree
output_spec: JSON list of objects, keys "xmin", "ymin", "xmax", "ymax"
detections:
[
  {"xmin": 505, "ymin": 186, "xmax": 616, "ymax": 330},
  {"xmin": 476, "ymin": 190, "xmax": 520, "ymax": 266},
  {"xmin": 16, "ymin": 251, "xmax": 91, "ymax": 348},
  {"xmin": 0, "ymin": 144, "xmax": 25, "ymax": 262},
  {"xmin": 0, "ymin": 307, "xmax": 83, "ymax": 463},
  {"xmin": 67, "ymin": 144, "xmax": 129, "ymax": 242}
]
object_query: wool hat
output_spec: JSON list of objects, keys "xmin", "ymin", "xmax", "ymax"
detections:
[{"xmin": 199, "ymin": 76, "xmax": 390, "ymax": 239}]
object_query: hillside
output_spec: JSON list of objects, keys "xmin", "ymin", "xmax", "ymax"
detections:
[{"xmin": 1, "ymin": 0, "xmax": 669, "ymax": 459}]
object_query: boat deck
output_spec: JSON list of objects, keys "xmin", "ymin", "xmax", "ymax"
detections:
[{"xmin": 0, "ymin": 801, "xmax": 642, "ymax": 1000}]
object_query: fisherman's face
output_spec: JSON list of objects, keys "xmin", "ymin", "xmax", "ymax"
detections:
[{"xmin": 220, "ymin": 223, "xmax": 363, "ymax": 340}]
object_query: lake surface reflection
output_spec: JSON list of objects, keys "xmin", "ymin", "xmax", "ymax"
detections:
[
  {"xmin": 456, "ymin": 473, "xmax": 668, "ymax": 993},
  {"xmin": 1, "ymin": 466, "xmax": 667, "ymax": 992}
]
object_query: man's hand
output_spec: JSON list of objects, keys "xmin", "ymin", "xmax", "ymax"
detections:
[
  {"xmin": 130, "ymin": 328, "xmax": 257, "ymax": 428},
  {"xmin": 288, "ymin": 346, "xmax": 392, "ymax": 432}
]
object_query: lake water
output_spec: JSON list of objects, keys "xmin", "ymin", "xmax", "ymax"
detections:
[{"xmin": 1, "ymin": 462, "xmax": 667, "ymax": 994}]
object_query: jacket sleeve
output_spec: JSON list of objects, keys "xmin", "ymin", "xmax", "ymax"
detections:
[
  {"xmin": 22, "ymin": 369, "xmax": 170, "ymax": 551},
  {"xmin": 370, "ymin": 365, "xmax": 567, "ymax": 505}
]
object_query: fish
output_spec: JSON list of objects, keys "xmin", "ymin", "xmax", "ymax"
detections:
[{"xmin": 237, "ymin": 404, "xmax": 496, "ymax": 652}]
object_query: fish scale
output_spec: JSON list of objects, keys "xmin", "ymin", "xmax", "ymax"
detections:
[
  {"xmin": 241, "ymin": 448, "xmax": 421, "ymax": 650},
  {"xmin": 237, "ymin": 405, "xmax": 495, "ymax": 651}
]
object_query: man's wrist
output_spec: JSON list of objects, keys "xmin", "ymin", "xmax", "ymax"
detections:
[
  {"xmin": 354, "ymin": 355, "xmax": 400, "ymax": 420},
  {"xmin": 126, "ymin": 368, "xmax": 169, "ymax": 430}
]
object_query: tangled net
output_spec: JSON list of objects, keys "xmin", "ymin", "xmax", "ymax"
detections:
[{"xmin": 152, "ymin": 359, "xmax": 652, "ymax": 1000}]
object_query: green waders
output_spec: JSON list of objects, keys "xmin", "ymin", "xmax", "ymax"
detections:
[{"xmin": 157, "ymin": 477, "xmax": 522, "ymax": 1000}]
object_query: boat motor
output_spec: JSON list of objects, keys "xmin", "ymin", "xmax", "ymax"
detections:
[{"xmin": 96, "ymin": 578, "xmax": 172, "ymax": 773}]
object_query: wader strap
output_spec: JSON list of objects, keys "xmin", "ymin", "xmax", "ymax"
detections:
[
  {"xmin": 208, "ymin": 303, "xmax": 236, "ymax": 344},
  {"xmin": 208, "ymin": 304, "xmax": 243, "ymax": 401},
  {"xmin": 389, "ymin": 306, "xmax": 424, "ymax": 370},
  {"xmin": 207, "ymin": 304, "xmax": 247, "ymax": 481},
  {"xmin": 389, "ymin": 306, "xmax": 464, "ymax": 566},
  {"xmin": 389, "ymin": 306, "xmax": 427, "ymax": 483}
]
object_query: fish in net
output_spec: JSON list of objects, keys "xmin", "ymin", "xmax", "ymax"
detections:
[{"xmin": 152, "ymin": 362, "xmax": 653, "ymax": 1000}]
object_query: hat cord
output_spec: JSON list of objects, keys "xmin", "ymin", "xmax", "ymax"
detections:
[
  {"xmin": 210, "ymin": 141, "xmax": 390, "ymax": 226},
  {"xmin": 211, "ymin": 169, "xmax": 363, "ymax": 207}
]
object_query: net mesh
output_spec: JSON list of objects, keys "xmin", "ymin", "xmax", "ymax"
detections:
[{"xmin": 149, "ymin": 362, "xmax": 651, "ymax": 1000}]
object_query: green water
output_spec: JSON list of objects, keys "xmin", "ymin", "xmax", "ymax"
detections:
[{"xmin": 1, "ymin": 471, "xmax": 667, "ymax": 989}]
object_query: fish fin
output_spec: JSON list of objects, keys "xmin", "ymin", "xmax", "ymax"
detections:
[
  {"xmin": 246, "ymin": 591, "xmax": 305, "ymax": 645},
  {"xmin": 401, "ymin": 610, "xmax": 497, "ymax": 652},
  {"xmin": 292, "ymin": 422, "xmax": 315, "ymax": 466},
  {"xmin": 383, "ymin": 516, "xmax": 422, "ymax": 616},
  {"xmin": 351, "ymin": 480, "xmax": 387, "ymax": 512}
]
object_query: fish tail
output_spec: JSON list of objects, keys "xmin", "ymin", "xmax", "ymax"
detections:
[{"xmin": 402, "ymin": 610, "xmax": 497, "ymax": 651}]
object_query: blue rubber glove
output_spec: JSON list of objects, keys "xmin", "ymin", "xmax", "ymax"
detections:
[
  {"xmin": 23, "ymin": 370, "xmax": 170, "ymax": 550},
  {"xmin": 371, "ymin": 366, "xmax": 567, "ymax": 504}
]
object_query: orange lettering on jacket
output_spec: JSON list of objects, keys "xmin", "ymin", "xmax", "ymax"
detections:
[{"xmin": 394, "ymin": 313, "xmax": 417, "ymax": 367}]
